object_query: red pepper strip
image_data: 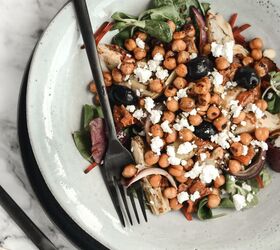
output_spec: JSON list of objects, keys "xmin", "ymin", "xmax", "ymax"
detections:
[
  {"xmin": 84, "ymin": 162, "xmax": 98, "ymax": 174},
  {"xmin": 182, "ymin": 207, "xmax": 193, "ymax": 221},
  {"xmin": 256, "ymin": 175, "xmax": 264, "ymax": 189},
  {"xmin": 94, "ymin": 21, "xmax": 114, "ymax": 45},
  {"xmin": 234, "ymin": 24, "xmax": 251, "ymax": 33},
  {"xmin": 234, "ymin": 33, "xmax": 245, "ymax": 44},
  {"xmin": 229, "ymin": 13, "xmax": 238, "ymax": 28}
]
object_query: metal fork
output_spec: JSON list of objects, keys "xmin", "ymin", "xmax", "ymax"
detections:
[{"xmin": 73, "ymin": 0, "xmax": 147, "ymax": 226}]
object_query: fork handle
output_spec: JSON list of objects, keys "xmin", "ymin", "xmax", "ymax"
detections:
[{"xmin": 73, "ymin": 0, "xmax": 117, "ymax": 139}]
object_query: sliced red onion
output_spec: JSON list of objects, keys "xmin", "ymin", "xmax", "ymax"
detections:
[
  {"xmin": 267, "ymin": 141, "xmax": 280, "ymax": 172},
  {"xmin": 126, "ymin": 168, "xmax": 177, "ymax": 189},
  {"xmin": 190, "ymin": 7, "xmax": 207, "ymax": 54}
]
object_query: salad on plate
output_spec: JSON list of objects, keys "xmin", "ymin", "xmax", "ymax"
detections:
[{"xmin": 73, "ymin": 0, "xmax": 280, "ymax": 221}]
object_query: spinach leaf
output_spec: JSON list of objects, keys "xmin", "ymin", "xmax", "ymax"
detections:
[
  {"xmin": 144, "ymin": 20, "xmax": 173, "ymax": 42},
  {"xmin": 225, "ymin": 175, "xmax": 237, "ymax": 194},
  {"xmin": 140, "ymin": 5, "xmax": 184, "ymax": 25},
  {"xmin": 112, "ymin": 28, "xmax": 132, "ymax": 47},
  {"xmin": 111, "ymin": 12, "xmax": 137, "ymax": 21},
  {"xmin": 111, "ymin": 21, "xmax": 129, "ymax": 31},
  {"xmin": 152, "ymin": 0, "xmax": 174, "ymax": 8},
  {"xmin": 219, "ymin": 198, "xmax": 235, "ymax": 209},
  {"xmin": 73, "ymin": 130, "xmax": 92, "ymax": 163},
  {"xmin": 83, "ymin": 104, "xmax": 95, "ymax": 129},
  {"xmin": 246, "ymin": 193, "xmax": 258, "ymax": 207},
  {"xmin": 246, "ymin": 178, "xmax": 260, "ymax": 194},
  {"xmin": 264, "ymin": 90, "xmax": 280, "ymax": 114},
  {"xmin": 197, "ymin": 197, "xmax": 212, "ymax": 220},
  {"xmin": 260, "ymin": 168, "xmax": 271, "ymax": 187}
]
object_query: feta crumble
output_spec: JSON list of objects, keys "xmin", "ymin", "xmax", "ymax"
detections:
[
  {"xmin": 211, "ymin": 131, "xmax": 231, "ymax": 149},
  {"xmin": 153, "ymin": 53, "xmax": 164, "ymax": 62},
  {"xmin": 240, "ymin": 120, "xmax": 247, "ymax": 126},
  {"xmin": 233, "ymin": 194, "xmax": 247, "ymax": 211},
  {"xmin": 242, "ymin": 183, "xmax": 252, "ymax": 192},
  {"xmin": 134, "ymin": 67, "xmax": 152, "ymax": 83},
  {"xmin": 246, "ymin": 193, "xmax": 254, "ymax": 203},
  {"xmin": 200, "ymin": 153, "xmax": 207, "ymax": 161},
  {"xmin": 246, "ymin": 103, "xmax": 264, "ymax": 119},
  {"xmin": 150, "ymin": 109, "xmax": 162, "ymax": 124},
  {"xmin": 133, "ymin": 109, "xmax": 146, "ymax": 120},
  {"xmin": 176, "ymin": 88, "xmax": 188, "ymax": 99},
  {"xmin": 212, "ymin": 71, "xmax": 224, "ymax": 86},
  {"xmin": 185, "ymin": 162, "xmax": 203, "ymax": 179},
  {"xmin": 150, "ymin": 136, "xmax": 164, "ymax": 155},
  {"xmin": 274, "ymin": 136, "xmax": 280, "ymax": 148},
  {"xmin": 126, "ymin": 105, "xmax": 136, "ymax": 113},
  {"xmin": 250, "ymin": 140, "xmax": 268, "ymax": 151},
  {"xmin": 144, "ymin": 97, "xmax": 155, "ymax": 113},
  {"xmin": 190, "ymin": 191, "xmax": 201, "ymax": 202},
  {"xmin": 161, "ymin": 120, "xmax": 173, "ymax": 134},
  {"xmin": 242, "ymin": 145, "xmax": 249, "ymax": 156},
  {"xmin": 177, "ymin": 191, "xmax": 189, "ymax": 204},
  {"xmin": 200, "ymin": 165, "xmax": 219, "ymax": 184},
  {"xmin": 147, "ymin": 60, "xmax": 159, "ymax": 72},
  {"xmin": 230, "ymin": 100, "xmax": 243, "ymax": 118},
  {"xmin": 190, "ymin": 53, "xmax": 198, "ymax": 59},
  {"xmin": 211, "ymin": 40, "xmax": 235, "ymax": 63},
  {"xmin": 177, "ymin": 142, "xmax": 196, "ymax": 155},
  {"xmin": 135, "ymin": 38, "xmax": 145, "ymax": 49},
  {"xmin": 155, "ymin": 67, "xmax": 169, "ymax": 80}
]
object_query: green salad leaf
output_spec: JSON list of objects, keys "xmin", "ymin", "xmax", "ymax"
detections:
[
  {"xmin": 144, "ymin": 20, "xmax": 173, "ymax": 42},
  {"xmin": 112, "ymin": 27, "xmax": 135, "ymax": 47},
  {"xmin": 225, "ymin": 175, "xmax": 237, "ymax": 194},
  {"xmin": 197, "ymin": 197, "xmax": 213, "ymax": 220},
  {"xmin": 73, "ymin": 130, "xmax": 92, "ymax": 163},
  {"xmin": 219, "ymin": 197, "xmax": 235, "ymax": 209},
  {"xmin": 260, "ymin": 168, "xmax": 271, "ymax": 187},
  {"xmin": 246, "ymin": 193, "xmax": 259, "ymax": 208}
]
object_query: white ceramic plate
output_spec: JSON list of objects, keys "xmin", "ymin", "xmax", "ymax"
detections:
[{"xmin": 27, "ymin": 0, "xmax": 280, "ymax": 249}]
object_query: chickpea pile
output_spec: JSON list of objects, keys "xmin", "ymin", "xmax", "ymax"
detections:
[{"xmin": 89, "ymin": 17, "xmax": 274, "ymax": 218}]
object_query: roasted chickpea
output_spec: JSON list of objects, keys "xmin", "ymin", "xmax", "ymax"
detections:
[
  {"xmin": 207, "ymin": 105, "xmax": 221, "ymax": 120},
  {"xmin": 251, "ymin": 49, "xmax": 262, "ymax": 61},
  {"xmin": 163, "ymin": 187, "xmax": 177, "ymax": 199},
  {"xmin": 89, "ymin": 81, "xmax": 97, "ymax": 93},
  {"xmin": 179, "ymin": 97, "xmax": 195, "ymax": 112},
  {"xmin": 202, "ymin": 43, "xmax": 211, "ymax": 56},
  {"xmin": 255, "ymin": 127, "xmax": 269, "ymax": 141},
  {"xmin": 149, "ymin": 79, "xmax": 163, "ymax": 93},
  {"xmin": 165, "ymin": 128, "xmax": 178, "ymax": 144},
  {"xmin": 172, "ymin": 39, "xmax": 187, "ymax": 52},
  {"xmin": 168, "ymin": 165, "xmax": 184, "ymax": 177},
  {"xmin": 164, "ymin": 86, "xmax": 177, "ymax": 97},
  {"xmin": 169, "ymin": 198, "xmax": 183, "ymax": 210},
  {"xmin": 162, "ymin": 111, "xmax": 176, "ymax": 123},
  {"xmin": 211, "ymin": 147, "xmax": 224, "ymax": 160},
  {"xmin": 185, "ymin": 24, "xmax": 195, "ymax": 37},
  {"xmin": 183, "ymin": 158, "xmax": 194, "ymax": 171},
  {"xmin": 228, "ymin": 160, "xmax": 242, "ymax": 174},
  {"xmin": 152, "ymin": 45, "xmax": 165, "ymax": 58},
  {"xmin": 176, "ymin": 175, "xmax": 188, "ymax": 183},
  {"xmin": 112, "ymin": 68, "xmax": 123, "ymax": 83},
  {"xmin": 133, "ymin": 47, "xmax": 147, "ymax": 60},
  {"xmin": 158, "ymin": 153, "xmax": 170, "ymax": 168},
  {"xmin": 230, "ymin": 142, "xmax": 243, "ymax": 157},
  {"xmin": 166, "ymin": 98, "xmax": 179, "ymax": 112},
  {"xmin": 173, "ymin": 31, "xmax": 187, "ymax": 40},
  {"xmin": 242, "ymin": 56, "xmax": 254, "ymax": 66},
  {"xmin": 198, "ymin": 92, "xmax": 211, "ymax": 106},
  {"xmin": 138, "ymin": 98, "xmax": 145, "ymax": 108},
  {"xmin": 211, "ymin": 188, "xmax": 220, "ymax": 196},
  {"xmin": 122, "ymin": 164, "xmax": 137, "ymax": 178},
  {"xmin": 254, "ymin": 62, "xmax": 267, "ymax": 77},
  {"xmin": 165, "ymin": 50, "xmax": 176, "ymax": 59},
  {"xmin": 134, "ymin": 31, "xmax": 148, "ymax": 41},
  {"xmin": 232, "ymin": 111, "xmax": 246, "ymax": 124},
  {"xmin": 249, "ymin": 38, "xmax": 263, "ymax": 50},
  {"xmin": 179, "ymin": 128, "xmax": 193, "ymax": 142},
  {"xmin": 177, "ymin": 51, "xmax": 190, "ymax": 64},
  {"xmin": 103, "ymin": 72, "xmax": 113, "ymax": 87},
  {"xmin": 150, "ymin": 124, "xmax": 164, "ymax": 138},
  {"xmin": 214, "ymin": 175, "xmax": 225, "ymax": 188},
  {"xmin": 175, "ymin": 64, "xmax": 188, "ymax": 77},
  {"xmin": 240, "ymin": 133, "xmax": 253, "ymax": 145},
  {"xmin": 193, "ymin": 81, "xmax": 210, "ymax": 95},
  {"xmin": 215, "ymin": 56, "xmax": 230, "ymax": 70},
  {"xmin": 173, "ymin": 77, "xmax": 187, "ymax": 89},
  {"xmin": 197, "ymin": 104, "xmax": 209, "ymax": 116},
  {"xmin": 120, "ymin": 63, "xmax": 135, "ymax": 75},
  {"xmin": 163, "ymin": 57, "xmax": 177, "ymax": 70},
  {"xmin": 167, "ymin": 20, "xmax": 176, "ymax": 33},
  {"xmin": 93, "ymin": 94, "xmax": 100, "ymax": 105},
  {"xmin": 210, "ymin": 93, "xmax": 222, "ymax": 105},
  {"xmin": 188, "ymin": 114, "xmax": 203, "ymax": 126},
  {"xmin": 255, "ymin": 99, "xmax": 268, "ymax": 111},
  {"xmin": 124, "ymin": 38, "xmax": 137, "ymax": 51},
  {"xmin": 144, "ymin": 150, "xmax": 159, "ymax": 166},
  {"xmin": 207, "ymin": 194, "xmax": 221, "ymax": 208},
  {"xmin": 149, "ymin": 175, "xmax": 162, "ymax": 188},
  {"xmin": 213, "ymin": 116, "xmax": 228, "ymax": 131}
]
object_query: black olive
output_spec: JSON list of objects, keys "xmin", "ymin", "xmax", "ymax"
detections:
[
  {"xmin": 187, "ymin": 56, "xmax": 213, "ymax": 80},
  {"xmin": 233, "ymin": 66, "xmax": 260, "ymax": 90},
  {"xmin": 130, "ymin": 124, "xmax": 145, "ymax": 136},
  {"xmin": 108, "ymin": 85, "xmax": 138, "ymax": 106},
  {"xmin": 194, "ymin": 121, "xmax": 217, "ymax": 140}
]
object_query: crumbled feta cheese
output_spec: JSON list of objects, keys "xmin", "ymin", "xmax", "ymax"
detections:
[
  {"xmin": 211, "ymin": 40, "xmax": 235, "ymax": 63},
  {"xmin": 231, "ymin": 124, "xmax": 237, "ymax": 131},
  {"xmin": 155, "ymin": 67, "xmax": 169, "ymax": 80},
  {"xmin": 233, "ymin": 194, "xmax": 247, "ymax": 211},
  {"xmin": 246, "ymin": 193, "xmax": 254, "ymax": 203},
  {"xmin": 211, "ymin": 131, "xmax": 231, "ymax": 149},
  {"xmin": 134, "ymin": 67, "xmax": 152, "ymax": 83},
  {"xmin": 250, "ymin": 140, "xmax": 268, "ymax": 151},
  {"xmin": 135, "ymin": 89, "xmax": 141, "ymax": 97},
  {"xmin": 144, "ymin": 97, "xmax": 155, "ymax": 113},
  {"xmin": 225, "ymin": 81, "xmax": 238, "ymax": 89},
  {"xmin": 242, "ymin": 183, "xmax": 252, "ymax": 192},
  {"xmin": 147, "ymin": 60, "xmax": 159, "ymax": 72},
  {"xmin": 173, "ymin": 117, "xmax": 195, "ymax": 132},
  {"xmin": 185, "ymin": 162, "xmax": 203, "ymax": 179},
  {"xmin": 176, "ymin": 88, "xmax": 188, "ymax": 99},
  {"xmin": 200, "ymin": 153, "xmax": 207, "ymax": 161},
  {"xmin": 150, "ymin": 136, "xmax": 164, "ymax": 155},
  {"xmin": 221, "ymin": 109, "xmax": 228, "ymax": 117},
  {"xmin": 150, "ymin": 109, "xmax": 162, "ymax": 124},
  {"xmin": 274, "ymin": 136, "xmax": 280, "ymax": 148},
  {"xmin": 166, "ymin": 145, "xmax": 176, "ymax": 157},
  {"xmin": 190, "ymin": 53, "xmax": 198, "ymax": 59},
  {"xmin": 126, "ymin": 105, "xmax": 136, "ymax": 113},
  {"xmin": 168, "ymin": 156, "xmax": 182, "ymax": 165},
  {"xmin": 177, "ymin": 142, "xmax": 196, "ymax": 155},
  {"xmin": 242, "ymin": 145, "xmax": 249, "ymax": 156},
  {"xmin": 230, "ymin": 134, "xmax": 241, "ymax": 142},
  {"xmin": 190, "ymin": 191, "xmax": 200, "ymax": 202},
  {"xmin": 189, "ymin": 109, "xmax": 197, "ymax": 115},
  {"xmin": 177, "ymin": 191, "xmax": 189, "ymax": 204},
  {"xmin": 229, "ymin": 175, "xmax": 236, "ymax": 182},
  {"xmin": 135, "ymin": 38, "xmax": 145, "ymax": 49},
  {"xmin": 133, "ymin": 109, "xmax": 147, "ymax": 120},
  {"xmin": 230, "ymin": 100, "xmax": 243, "ymax": 118},
  {"xmin": 200, "ymin": 165, "xmax": 219, "ymax": 184},
  {"xmin": 240, "ymin": 121, "xmax": 247, "ymax": 126},
  {"xmin": 181, "ymin": 160, "xmax": 187, "ymax": 166},
  {"xmin": 212, "ymin": 71, "xmax": 224, "ymax": 86},
  {"xmin": 161, "ymin": 120, "xmax": 173, "ymax": 134},
  {"xmin": 153, "ymin": 53, "xmax": 164, "ymax": 62},
  {"xmin": 246, "ymin": 103, "xmax": 264, "ymax": 119}
]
